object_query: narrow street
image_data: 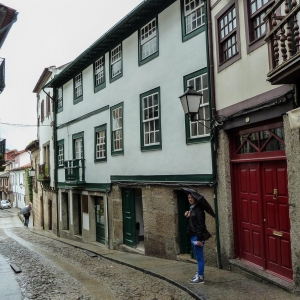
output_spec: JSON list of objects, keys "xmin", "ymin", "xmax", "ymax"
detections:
[{"xmin": 0, "ymin": 208, "xmax": 193, "ymax": 300}]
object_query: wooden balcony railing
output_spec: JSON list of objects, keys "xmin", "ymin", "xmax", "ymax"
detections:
[
  {"xmin": 64, "ymin": 158, "xmax": 85, "ymax": 185},
  {"xmin": 37, "ymin": 163, "xmax": 50, "ymax": 182},
  {"xmin": 265, "ymin": 0, "xmax": 300, "ymax": 84}
]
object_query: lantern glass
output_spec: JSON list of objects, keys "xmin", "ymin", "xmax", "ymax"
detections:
[
  {"xmin": 179, "ymin": 86, "xmax": 202, "ymax": 118},
  {"xmin": 28, "ymin": 168, "xmax": 36, "ymax": 177}
]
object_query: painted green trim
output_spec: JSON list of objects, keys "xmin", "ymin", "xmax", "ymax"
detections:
[
  {"xmin": 180, "ymin": 0, "xmax": 206, "ymax": 42},
  {"xmin": 57, "ymin": 139, "xmax": 64, "ymax": 169},
  {"xmin": 94, "ymin": 124, "xmax": 107, "ymax": 162},
  {"xmin": 109, "ymin": 43, "xmax": 123, "ymax": 83},
  {"xmin": 57, "ymin": 105, "xmax": 109, "ymax": 129},
  {"xmin": 72, "ymin": 131, "xmax": 84, "ymax": 159},
  {"xmin": 183, "ymin": 68, "xmax": 211, "ymax": 144},
  {"xmin": 93, "ymin": 56, "xmax": 106, "ymax": 93},
  {"xmin": 56, "ymin": 86, "xmax": 63, "ymax": 113},
  {"xmin": 111, "ymin": 174, "xmax": 213, "ymax": 183},
  {"xmin": 110, "ymin": 102, "xmax": 124, "ymax": 156},
  {"xmin": 138, "ymin": 17, "xmax": 159, "ymax": 66},
  {"xmin": 73, "ymin": 72, "xmax": 83, "ymax": 104},
  {"xmin": 140, "ymin": 87, "xmax": 162, "ymax": 152},
  {"xmin": 58, "ymin": 182, "xmax": 110, "ymax": 191},
  {"xmin": 94, "ymin": 82, "xmax": 106, "ymax": 93}
]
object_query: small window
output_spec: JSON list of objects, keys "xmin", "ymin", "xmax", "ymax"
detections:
[
  {"xmin": 57, "ymin": 87, "xmax": 63, "ymax": 113},
  {"xmin": 139, "ymin": 18, "xmax": 159, "ymax": 65},
  {"xmin": 181, "ymin": 0, "xmax": 205, "ymax": 42},
  {"xmin": 110, "ymin": 44, "xmax": 122, "ymax": 82},
  {"xmin": 216, "ymin": 1, "xmax": 241, "ymax": 71},
  {"xmin": 110, "ymin": 103, "xmax": 123, "ymax": 156},
  {"xmin": 57, "ymin": 140, "xmax": 64, "ymax": 168},
  {"xmin": 94, "ymin": 56, "xmax": 106, "ymax": 92},
  {"xmin": 46, "ymin": 95, "xmax": 50, "ymax": 117},
  {"xmin": 140, "ymin": 87, "xmax": 161, "ymax": 151},
  {"xmin": 74, "ymin": 73, "xmax": 83, "ymax": 104},
  {"xmin": 183, "ymin": 69, "xmax": 210, "ymax": 144},
  {"xmin": 95, "ymin": 124, "xmax": 107, "ymax": 162},
  {"xmin": 244, "ymin": 0, "xmax": 274, "ymax": 53}
]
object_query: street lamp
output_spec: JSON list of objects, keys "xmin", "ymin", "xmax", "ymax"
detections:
[
  {"xmin": 179, "ymin": 85, "xmax": 203, "ymax": 121},
  {"xmin": 28, "ymin": 167, "xmax": 36, "ymax": 178}
]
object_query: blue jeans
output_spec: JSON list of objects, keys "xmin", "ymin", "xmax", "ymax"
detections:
[
  {"xmin": 24, "ymin": 217, "xmax": 29, "ymax": 227},
  {"xmin": 191, "ymin": 236, "xmax": 205, "ymax": 276}
]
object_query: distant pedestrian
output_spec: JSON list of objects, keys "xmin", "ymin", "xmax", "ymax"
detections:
[
  {"xmin": 185, "ymin": 193, "xmax": 207, "ymax": 284},
  {"xmin": 21, "ymin": 203, "xmax": 32, "ymax": 227}
]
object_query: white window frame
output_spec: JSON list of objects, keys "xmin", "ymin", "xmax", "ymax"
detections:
[
  {"xmin": 142, "ymin": 92, "xmax": 160, "ymax": 146},
  {"xmin": 187, "ymin": 73, "xmax": 210, "ymax": 138},
  {"xmin": 58, "ymin": 144, "xmax": 64, "ymax": 166},
  {"xmin": 140, "ymin": 19, "xmax": 157, "ymax": 60},
  {"xmin": 74, "ymin": 73, "xmax": 82, "ymax": 98},
  {"xmin": 112, "ymin": 107, "xmax": 123, "ymax": 151},
  {"xmin": 96, "ymin": 131, "xmax": 106, "ymax": 159},
  {"xmin": 111, "ymin": 45, "xmax": 122, "ymax": 78},
  {"xmin": 95, "ymin": 57, "xmax": 104, "ymax": 86},
  {"xmin": 57, "ymin": 87, "xmax": 63, "ymax": 109},
  {"xmin": 184, "ymin": 0, "xmax": 205, "ymax": 34}
]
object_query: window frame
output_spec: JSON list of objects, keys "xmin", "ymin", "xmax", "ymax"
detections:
[
  {"xmin": 72, "ymin": 132, "xmax": 84, "ymax": 160},
  {"xmin": 138, "ymin": 17, "xmax": 159, "ymax": 66},
  {"xmin": 57, "ymin": 139, "xmax": 64, "ymax": 168},
  {"xmin": 215, "ymin": 0, "xmax": 241, "ymax": 72},
  {"xmin": 94, "ymin": 56, "xmax": 106, "ymax": 93},
  {"xmin": 180, "ymin": 0, "xmax": 206, "ymax": 42},
  {"xmin": 183, "ymin": 68, "xmax": 211, "ymax": 144},
  {"xmin": 140, "ymin": 87, "xmax": 162, "ymax": 152},
  {"xmin": 110, "ymin": 102, "xmax": 124, "ymax": 156},
  {"xmin": 73, "ymin": 73, "xmax": 83, "ymax": 104},
  {"xmin": 94, "ymin": 124, "xmax": 107, "ymax": 162},
  {"xmin": 109, "ymin": 44, "xmax": 123, "ymax": 83},
  {"xmin": 57, "ymin": 87, "xmax": 63, "ymax": 113},
  {"xmin": 243, "ymin": 0, "xmax": 274, "ymax": 54},
  {"xmin": 41, "ymin": 100, "xmax": 44, "ymax": 122}
]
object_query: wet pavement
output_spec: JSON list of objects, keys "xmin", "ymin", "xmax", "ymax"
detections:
[{"xmin": 1, "ymin": 207, "xmax": 299, "ymax": 299}]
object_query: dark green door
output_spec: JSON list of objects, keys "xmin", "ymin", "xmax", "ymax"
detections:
[
  {"xmin": 122, "ymin": 188, "xmax": 136, "ymax": 247},
  {"xmin": 177, "ymin": 191, "xmax": 192, "ymax": 255},
  {"xmin": 95, "ymin": 196, "xmax": 105, "ymax": 244}
]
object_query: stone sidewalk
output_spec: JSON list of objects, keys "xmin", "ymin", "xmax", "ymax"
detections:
[{"xmin": 27, "ymin": 226, "xmax": 299, "ymax": 300}]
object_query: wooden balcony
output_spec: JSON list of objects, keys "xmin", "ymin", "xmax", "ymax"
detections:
[
  {"xmin": 37, "ymin": 163, "xmax": 50, "ymax": 182},
  {"xmin": 265, "ymin": 0, "xmax": 300, "ymax": 84},
  {"xmin": 64, "ymin": 158, "xmax": 85, "ymax": 186}
]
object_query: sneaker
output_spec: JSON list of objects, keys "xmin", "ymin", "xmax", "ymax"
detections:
[
  {"xmin": 190, "ymin": 273, "xmax": 198, "ymax": 281},
  {"xmin": 189, "ymin": 275, "xmax": 204, "ymax": 284}
]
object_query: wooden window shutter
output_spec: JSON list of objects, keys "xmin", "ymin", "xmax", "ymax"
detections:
[{"xmin": 82, "ymin": 195, "xmax": 88, "ymax": 213}]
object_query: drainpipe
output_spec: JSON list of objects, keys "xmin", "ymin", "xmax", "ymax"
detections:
[
  {"xmin": 42, "ymin": 86, "xmax": 60, "ymax": 237},
  {"xmin": 205, "ymin": 0, "xmax": 222, "ymax": 269},
  {"xmin": 105, "ymin": 188, "xmax": 111, "ymax": 249}
]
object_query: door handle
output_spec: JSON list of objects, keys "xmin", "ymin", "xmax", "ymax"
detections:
[{"xmin": 273, "ymin": 189, "xmax": 278, "ymax": 200}]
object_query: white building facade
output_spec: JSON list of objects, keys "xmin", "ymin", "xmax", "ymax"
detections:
[{"xmin": 45, "ymin": 0, "xmax": 217, "ymax": 263}]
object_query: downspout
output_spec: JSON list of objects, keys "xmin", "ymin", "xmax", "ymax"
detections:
[
  {"xmin": 105, "ymin": 188, "xmax": 111, "ymax": 249},
  {"xmin": 205, "ymin": 0, "xmax": 222, "ymax": 269},
  {"xmin": 42, "ymin": 86, "xmax": 60, "ymax": 237}
]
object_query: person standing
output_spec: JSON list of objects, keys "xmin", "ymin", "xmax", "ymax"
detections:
[{"xmin": 185, "ymin": 193, "xmax": 206, "ymax": 284}]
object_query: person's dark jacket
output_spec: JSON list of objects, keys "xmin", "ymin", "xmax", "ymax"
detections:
[{"xmin": 187, "ymin": 200, "xmax": 206, "ymax": 241}]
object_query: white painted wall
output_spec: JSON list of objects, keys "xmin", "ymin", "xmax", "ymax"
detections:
[
  {"xmin": 57, "ymin": 1, "xmax": 212, "ymax": 184},
  {"xmin": 211, "ymin": 0, "xmax": 280, "ymax": 111}
]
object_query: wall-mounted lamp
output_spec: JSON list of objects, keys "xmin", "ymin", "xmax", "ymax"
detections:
[
  {"xmin": 179, "ymin": 85, "xmax": 203, "ymax": 122},
  {"xmin": 28, "ymin": 167, "xmax": 36, "ymax": 178}
]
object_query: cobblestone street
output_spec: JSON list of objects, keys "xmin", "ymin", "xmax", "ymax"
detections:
[{"xmin": 0, "ymin": 226, "xmax": 194, "ymax": 300}]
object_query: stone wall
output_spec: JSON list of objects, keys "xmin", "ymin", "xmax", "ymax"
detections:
[
  {"xmin": 216, "ymin": 130, "xmax": 235, "ymax": 269},
  {"xmin": 110, "ymin": 184, "xmax": 217, "ymax": 265},
  {"xmin": 283, "ymin": 115, "xmax": 300, "ymax": 291}
]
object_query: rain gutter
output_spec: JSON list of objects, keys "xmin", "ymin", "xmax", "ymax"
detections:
[
  {"xmin": 42, "ymin": 86, "xmax": 60, "ymax": 237},
  {"xmin": 205, "ymin": 0, "xmax": 222, "ymax": 269}
]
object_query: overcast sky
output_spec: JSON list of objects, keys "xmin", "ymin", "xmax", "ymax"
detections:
[{"xmin": 0, "ymin": 0, "xmax": 142, "ymax": 150}]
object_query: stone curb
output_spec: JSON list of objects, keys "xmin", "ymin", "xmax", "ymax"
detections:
[{"xmin": 29, "ymin": 230, "xmax": 202, "ymax": 300}]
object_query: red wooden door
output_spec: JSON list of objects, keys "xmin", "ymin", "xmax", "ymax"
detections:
[
  {"xmin": 237, "ymin": 163, "xmax": 265, "ymax": 268},
  {"xmin": 261, "ymin": 161, "xmax": 293, "ymax": 280}
]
